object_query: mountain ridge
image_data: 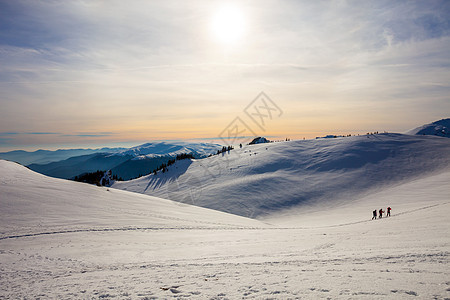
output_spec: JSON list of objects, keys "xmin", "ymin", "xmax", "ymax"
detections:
[{"xmin": 112, "ymin": 133, "xmax": 450, "ymax": 219}]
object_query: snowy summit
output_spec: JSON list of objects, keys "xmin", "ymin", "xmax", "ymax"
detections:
[
  {"xmin": 1, "ymin": 121, "xmax": 450, "ymax": 298},
  {"xmin": 406, "ymin": 118, "xmax": 450, "ymax": 138}
]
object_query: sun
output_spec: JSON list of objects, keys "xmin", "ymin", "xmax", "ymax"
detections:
[{"xmin": 211, "ymin": 4, "xmax": 246, "ymax": 45}]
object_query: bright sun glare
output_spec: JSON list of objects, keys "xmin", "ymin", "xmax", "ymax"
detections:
[{"xmin": 211, "ymin": 4, "xmax": 246, "ymax": 45}]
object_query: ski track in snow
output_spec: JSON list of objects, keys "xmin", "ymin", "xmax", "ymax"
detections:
[
  {"xmin": 1, "ymin": 200, "xmax": 448, "ymax": 241},
  {"xmin": 1, "ymin": 200, "xmax": 449, "ymax": 299},
  {"xmin": 1, "ymin": 132, "xmax": 450, "ymax": 299},
  {"xmin": 1, "ymin": 230, "xmax": 448, "ymax": 299}
]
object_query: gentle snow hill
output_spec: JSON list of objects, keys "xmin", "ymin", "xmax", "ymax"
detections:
[
  {"xmin": 266, "ymin": 170, "xmax": 450, "ymax": 226},
  {"xmin": 0, "ymin": 160, "xmax": 265, "ymax": 238},
  {"xmin": 406, "ymin": 118, "xmax": 450, "ymax": 137},
  {"xmin": 112, "ymin": 133, "xmax": 450, "ymax": 220},
  {"xmin": 1, "ymin": 156, "xmax": 449, "ymax": 298}
]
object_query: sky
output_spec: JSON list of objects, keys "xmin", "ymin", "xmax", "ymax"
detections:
[{"xmin": 0, "ymin": 0, "xmax": 449, "ymax": 151}]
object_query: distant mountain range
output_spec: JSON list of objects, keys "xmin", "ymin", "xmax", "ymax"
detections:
[
  {"xmin": 0, "ymin": 147, "xmax": 126, "ymax": 165},
  {"xmin": 27, "ymin": 153, "xmax": 133, "ymax": 180},
  {"xmin": 1, "ymin": 119, "xmax": 448, "ymax": 182},
  {"xmin": 0, "ymin": 141, "xmax": 222, "ymax": 180},
  {"xmin": 117, "ymin": 142, "xmax": 222, "ymax": 158}
]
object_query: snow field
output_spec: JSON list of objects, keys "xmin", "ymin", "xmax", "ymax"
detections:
[
  {"xmin": 113, "ymin": 133, "xmax": 450, "ymax": 221},
  {"xmin": 1, "ymin": 131, "xmax": 450, "ymax": 299}
]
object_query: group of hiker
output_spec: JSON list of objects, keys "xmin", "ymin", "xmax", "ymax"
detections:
[{"xmin": 372, "ymin": 207, "xmax": 391, "ymax": 220}]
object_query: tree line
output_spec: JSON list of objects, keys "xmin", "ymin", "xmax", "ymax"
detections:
[{"xmin": 73, "ymin": 170, "xmax": 123, "ymax": 186}]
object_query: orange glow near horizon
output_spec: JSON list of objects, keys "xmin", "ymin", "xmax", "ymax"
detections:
[{"xmin": 0, "ymin": 2, "xmax": 448, "ymax": 151}]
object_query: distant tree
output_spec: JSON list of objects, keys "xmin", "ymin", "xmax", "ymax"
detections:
[
  {"xmin": 176, "ymin": 153, "xmax": 194, "ymax": 160},
  {"xmin": 73, "ymin": 170, "xmax": 105, "ymax": 186}
]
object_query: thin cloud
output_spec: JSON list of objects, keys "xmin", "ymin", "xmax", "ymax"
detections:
[
  {"xmin": 0, "ymin": 1, "xmax": 449, "ymax": 149},
  {"xmin": 0, "ymin": 132, "xmax": 60, "ymax": 135}
]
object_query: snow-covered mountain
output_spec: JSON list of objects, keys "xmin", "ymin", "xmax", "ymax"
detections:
[
  {"xmin": 116, "ymin": 141, "xmax": 222, "ymax": 158},
  {"xmin": 2, "ymin": 121, "xmax": 450, "ymax": 298},
  {"xmin": 1, "ymin": 154, "xmax": 449, "ymax": 298},
  {"xmin": 406, "ymin": 118, "xmax": 450, "ymax": 137},
  {"xmin": 112, "ymin": 133, "xmax": 450, "ymax": 219},
  {"xmin": 25, "ymin": 141, "xmax": 223, "ymax": 180},
  {"xmin": 249, "ymin": 137, "xmax": 270, "ymax": 144}
]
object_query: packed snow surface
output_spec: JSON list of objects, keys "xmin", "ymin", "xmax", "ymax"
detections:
[{"xmin": 1, "ymin": 133, "xmax": 450, "ymax": 299}]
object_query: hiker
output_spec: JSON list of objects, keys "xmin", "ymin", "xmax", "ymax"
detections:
[
  {"xmin": 379, "ymin": 208, "xmax": 384, "ymax": 218},
  {"xmin": 372, "ymin": 210, "xmax": 377, "ymax": 220},
  {"xmin": 386, "ymin": 206, "xmax": 391, "ymax": 217}
]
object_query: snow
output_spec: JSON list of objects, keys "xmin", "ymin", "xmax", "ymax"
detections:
[
  {"xmin": 112, "ymin": 133, "xmax": 450, "ymax": 220},
  {"xmin": 0, "ymin": 160, "xmax": 262, "ymax": 239},
  {"xmin": 0, "ymin": 142, "xmax": 222, "ymax": 166},
  {"xmin": 406, "ymin": 118, "xmax": 450, "ymax": 138},
  {"xmin": 116, "ymin": 141, "xmax": 222, "ymax": 158},
  {"xmin": 1, "ymin": 131, "xmax": 450, "ymax": 298}
]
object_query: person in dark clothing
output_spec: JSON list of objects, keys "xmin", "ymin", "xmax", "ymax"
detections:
[
  {"xmin": 372, "ymin": 210, "xmax": 377, "ymax": 220},
  {"xmin": 379, "ymin": 208, "xmax": 384, "ymax": 218},
  {"xmin": 386, "ymin": 206, "xmax": 391, "ymax": 217}
]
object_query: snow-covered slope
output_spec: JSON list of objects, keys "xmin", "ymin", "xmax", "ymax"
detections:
[
  {"xmin": 406, "ymin": 118, "xmax": 450, "ymax": 137},
  {"xmin": 0, "ymin": 160, "xmax": 264, "ymax": 239},
  {"xmin": 1, "ymin": 158, "xmax": 449, "ymax": 298},
  {"xmin": 112, "ymin": 133, "xmax": 450, "ymax": 219}
]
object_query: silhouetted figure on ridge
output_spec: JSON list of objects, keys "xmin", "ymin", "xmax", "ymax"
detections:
[
  {"xmin": 379, "ymin": 208, "xmax": 384, "ymax": 218},
  {"xmin": 386, "ymin": 206, "xmax": 391, "ymax": 217},
  {"xmin": 372, "ymin": 210, "xmax": 377, "ymax": 220}
]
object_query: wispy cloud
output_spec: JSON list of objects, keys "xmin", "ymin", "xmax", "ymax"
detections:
[
  {"xmin": 62, "ymin": 133, "xmax": 116, "ymax": 137},
  {"xmin": 0, "ymin": 0, "xmax": 449, "ymax": 150},
  {"xmin": 0, "ymin": 132, "xmax": 60, "ymax": 136}
]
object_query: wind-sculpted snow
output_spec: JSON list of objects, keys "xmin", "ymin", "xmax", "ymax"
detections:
[
  {"xmin": 113, "ymin": 133, "xmax": 450, "ymax": 219},
  {"xmin": 0, "ymin": 160, "xmax": 264, "ymax": 239},
  {"xmin": 1, "ymin": 158, "xmax": 449, "ymax": 298}
]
